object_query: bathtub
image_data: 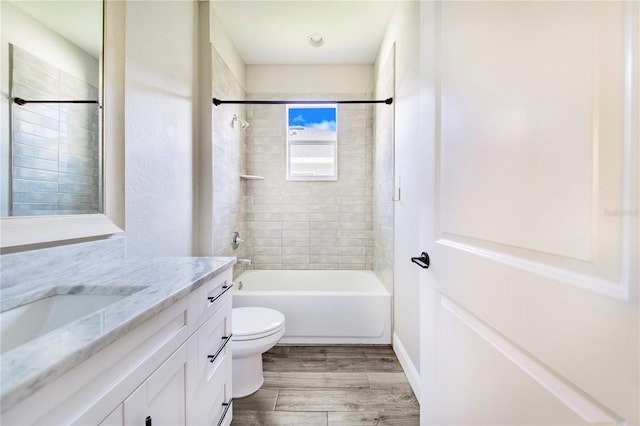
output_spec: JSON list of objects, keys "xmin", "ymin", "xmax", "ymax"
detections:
[{"xmin": 232, "ymin": 270, "xmax": 391, "ymax": 344}]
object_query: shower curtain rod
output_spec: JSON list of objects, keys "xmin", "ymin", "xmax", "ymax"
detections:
[
  {"xmin": 213, "ymin": 97, "xmax": 393, "ymax": 106},
  {"xmin": 13, "ymin": 97, "xmax": 100, "ymax": 106}
]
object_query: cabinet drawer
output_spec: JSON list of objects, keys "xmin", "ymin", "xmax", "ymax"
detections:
[
  {"xmin": 196, "ymin": 268, "xmax": 233, "ymax": 327},
  {"xmin": 198, "ymin": 300, "xmax": 232, "ymax": 381},
  {"xmin": 200, "ymin": 351, "xmax": 232, "ymax": 426}
]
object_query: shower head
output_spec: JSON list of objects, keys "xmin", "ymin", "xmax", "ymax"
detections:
[{"xmin": 232, "ymin": 114, "xmax": 251, "ymax": 129}]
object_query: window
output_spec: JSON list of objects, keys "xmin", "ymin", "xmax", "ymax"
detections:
[{"xmin": 286, "ymin": 105, "xmax": 337, "ymax": 181}]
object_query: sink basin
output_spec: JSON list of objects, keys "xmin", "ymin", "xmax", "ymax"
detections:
[{"xmin": 0, "ymin": 294, "xmax": 127, "ymax": 354}]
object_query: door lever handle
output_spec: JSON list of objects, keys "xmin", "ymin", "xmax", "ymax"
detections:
[{"xmin": 411, "ymin": 252, "xmax": 430, "ymax": 269}]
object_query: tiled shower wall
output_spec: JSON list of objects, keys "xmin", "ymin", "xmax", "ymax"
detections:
[
  {"xmin": 210, "ymin": 56, "xmax": 391, "ymax": 275},
  {"xmin": 10, "ymin": 46, "xmax": 100, "ymax": 216},
  {"xmin": 211, "ymin": 47, "xmax": 248, "ymax": 270},
  {"xmin": 374, "ymin": 49, "xmax": 395, "ymax": 291},
  {"xmin": 244, "ymin": 93, "xmax": 374, "ymax": 270}
]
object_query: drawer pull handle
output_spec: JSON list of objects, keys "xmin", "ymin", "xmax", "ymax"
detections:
[
  {"xmin": 208, "ymin": 334, "xmax": 233, "ymax": 363},
  {"xmin": 216, "ymin": 399, "xmax": 233, "ymax": 426},
  {"xmin": 208, "ymin": 284, "xmax": 233, "ymax": 303}
]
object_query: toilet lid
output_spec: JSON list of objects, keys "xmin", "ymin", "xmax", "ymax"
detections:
[{"xmin": 233, "ymin": 307, "xmax": 285, "ymax": 340}]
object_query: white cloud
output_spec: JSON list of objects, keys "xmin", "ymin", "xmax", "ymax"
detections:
[
  {"xmin": 310, "ymin": 120, "xmax": 336, "ymax": 132},
  {"xmin": 292, "ymin": 114, "xmax": 305, "ymax": 124}
]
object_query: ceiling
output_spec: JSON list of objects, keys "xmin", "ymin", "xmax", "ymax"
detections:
[
  {"xmin": 211, "ymin": 1, "xmax": 397, "ymax": 65},
  {"xmin": 9, "ymin": 0, "xmax": 102, "ymax": 59}
]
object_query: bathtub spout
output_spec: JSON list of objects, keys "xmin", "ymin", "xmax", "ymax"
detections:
[{"xmin": 236, "ymin": 258, "xmax": 252, "ymax": 265}]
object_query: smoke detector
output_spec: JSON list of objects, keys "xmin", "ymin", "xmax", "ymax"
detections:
[{"xmin": 308, "ymin": 34, "xmax": 324, "ymax": 47}]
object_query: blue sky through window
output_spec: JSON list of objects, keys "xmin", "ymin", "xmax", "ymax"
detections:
[{"xmin": 288, "ymin": 107, "xmax": 336, "ymax": 132}]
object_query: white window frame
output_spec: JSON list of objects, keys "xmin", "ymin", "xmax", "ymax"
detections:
[{"xmin": 286, "ymin": 104, "xmax": 338, "ymax": 181}]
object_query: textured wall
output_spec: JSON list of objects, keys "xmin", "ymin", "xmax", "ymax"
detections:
[
  {"xmin": 124, "ymin": 1, "xmax": 198, "ymax": 256},
  {"xmin": 243, "ymin": 93, "xmax": 374, "ymax": 270}
]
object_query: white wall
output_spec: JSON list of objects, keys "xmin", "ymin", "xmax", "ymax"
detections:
[
  {"xmin": 375, "ymin": 1, "xmax": 421, "ymax": 395},
  {"xmin": 210, "ymin": 6, "xmax": 245, "ymax": 87},
  {"xmin": 124, "ymin": 1, "xmax": 199, "ymax": 256},
  {"xmin": 197, "ymin": 1, "xmax": 214, "ymax": 257},
  {"xmin": 246, "ymin": 65, "xmax": 373, "ymax": 94}
]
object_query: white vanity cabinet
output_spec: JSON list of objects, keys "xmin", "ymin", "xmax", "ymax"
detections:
[{"xmin": 2, "ymin": 265, "xmax": 234, "ymax": 426}]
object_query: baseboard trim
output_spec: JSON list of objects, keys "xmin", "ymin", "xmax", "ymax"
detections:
[{"xmin": 393, "ymin": 332, "xmax": 420, "ymax": 400}]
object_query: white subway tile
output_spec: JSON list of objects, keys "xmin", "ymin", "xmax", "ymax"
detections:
[
  {"xmin": 282, "ymin": 229, "xmax": 309, "ymax": 239},
  {"xmin": 310, "ymin": 213, "xmax": 338, "ymax": 222},
  {"xmin": 251, "ymin": 229, "xmax": 281, "ymax": 239},
  {"xmin": 283, "ymin": 246, "xmax": 309, "ymax": 255},
  {"xmin": 309, "ymin": 221, "xmax": 338, "ymax": 230},
  {"xmin": 253, "ymin": 238, "xmax": 282, "ymax": 247},
  {"xmin": 310, "ymin": 263, "xmax": 338, "ymax": 270},
  {"xmin": 282, "ymin": 212, "xmax": 309, "ymax": 222},
  {"xmin": 253, "ymin": 246, "xmax": 282, "ymax": 255},
  {"xmin": 282, "ymin": 255, "xmax": 309, "ymax": 264},
  {"xmin": 311, "ymin": 229, "xmax": 338, "ymax": 239},
  {"xmin": 309, "ymin": 238, "xmax": 338, "ymax": 247},
  {"xmin": 282, "ymin": 221, "xmax": 310, "ymax": 230},
  {"xmin": 310, "ymin": 246, "xmax": 338, "ymax": 255}
]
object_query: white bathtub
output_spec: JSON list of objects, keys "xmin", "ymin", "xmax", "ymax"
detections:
[{"xmin": 232, "ymin": 270, "xmax": 391, "ymax": 344}]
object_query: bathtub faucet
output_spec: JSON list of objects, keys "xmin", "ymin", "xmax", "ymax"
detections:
[{"xmin": 236, "ymin": 258, "xmax": 252, "ymax": 265}]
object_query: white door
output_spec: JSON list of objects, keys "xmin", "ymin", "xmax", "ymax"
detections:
[{"xmin": 418, "ymin": 1, "xmax": 639, "ymax": 424}]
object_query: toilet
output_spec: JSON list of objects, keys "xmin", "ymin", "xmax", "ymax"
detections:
[{"xmin": 231, "ymin": 307, "xmax": 285, "ymax": 398}]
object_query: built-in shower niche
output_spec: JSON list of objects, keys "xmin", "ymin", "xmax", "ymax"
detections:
[{"xmin": 9, "ymin": 45, "xmax": 100, "ymax": 216}]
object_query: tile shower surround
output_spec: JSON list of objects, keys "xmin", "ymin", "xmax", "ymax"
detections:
[
  {"xmin": 243, "ymin": 94, "xmax": 375, "ymax": 271},
  {"xmin": 211, "ymin": 51, "xmax": 393, "ymax": 290},
  {"xmin": 211, "ymin": 47, "xmax": 248, "ymax": 273},
  {"xmin": 373, "ymin": 52, "xmax": 395, "ymax": 293}
]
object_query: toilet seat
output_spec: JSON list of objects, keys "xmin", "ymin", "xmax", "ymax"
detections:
[{"xmin": 233, "ymin": 307, "xmax": 285, "ymax": 341}]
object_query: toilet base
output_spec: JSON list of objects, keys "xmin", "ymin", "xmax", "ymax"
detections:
[{"xmin": 232, "ymin": 354, "xmax": 264, "ymax": 398}]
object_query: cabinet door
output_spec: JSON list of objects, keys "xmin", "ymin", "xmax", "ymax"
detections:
[
  {"xmin": 123, "ymin": 344, "xmax": 188, "ymax": 426},
  {"xmin": 99, "ymin": 404, "xmax": 124, "ymax": 426}
]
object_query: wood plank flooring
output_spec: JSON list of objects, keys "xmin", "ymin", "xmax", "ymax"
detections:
[{"xmin": 231, "ymin": 345, "xmax": 420, "ymax": 426}]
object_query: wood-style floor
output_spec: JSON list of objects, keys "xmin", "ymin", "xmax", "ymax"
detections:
[{"xmin": 231, "ymin": 345, "xmax": 420, "ymax": 426}]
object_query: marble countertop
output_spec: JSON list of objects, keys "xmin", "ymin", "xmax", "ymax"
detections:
[{"xmin": 0, "ymin": 254, "xmax": 236, "ymax": 411}]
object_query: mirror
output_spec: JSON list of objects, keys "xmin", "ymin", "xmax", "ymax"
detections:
[
  {"xmin": 1, "ymin": 0, "xmax": 124, "ymax": 250},
  {"xmin": 1, "ymin": 0, "xmax": 103, "ymax": 217}
]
